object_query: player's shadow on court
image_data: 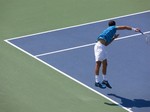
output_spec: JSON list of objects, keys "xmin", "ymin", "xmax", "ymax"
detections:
[{"xmin": 105, "ymin": 93, "xmax": 150, "ymax": 108}]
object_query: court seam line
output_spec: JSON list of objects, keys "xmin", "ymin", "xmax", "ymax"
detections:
[
  {"xmin": 5, "ymin": 10, "xmax": 150, "ymax": 41},
  {"xmin": 4, "ymin": 39, "xmax": 133, "ymax": 112},
  {"xmin": 35, "ymin": 31, "xmax": 150, "ymax": 57}
]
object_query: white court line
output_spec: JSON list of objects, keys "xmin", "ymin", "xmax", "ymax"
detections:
[
  {"xmin": 4, "ymin": 10, "xmax": 150, "ymax": 112},
  {"xmin": 36, "ymin": 43, "xmax": 95, "ymax": 57},
  {"xmin": 35, "ymin": 31, "xmax": 150, "ymax": 57}
]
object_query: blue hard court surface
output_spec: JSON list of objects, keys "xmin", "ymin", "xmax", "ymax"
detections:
[{"xmin": 8, "ymin": 11, "xmax": 150, "ymax": 112}]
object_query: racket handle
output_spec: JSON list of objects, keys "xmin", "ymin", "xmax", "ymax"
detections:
[{"xmin": 139, "ymin": 30, "xmax": 144, "ymax": 35}]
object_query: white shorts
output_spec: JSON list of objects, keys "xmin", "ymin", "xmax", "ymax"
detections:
[{"xmin": 94, "ymin": 41, "xmax": 107, "ymax": 62}]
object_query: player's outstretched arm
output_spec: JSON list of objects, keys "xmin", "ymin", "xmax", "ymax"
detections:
[{"xmin": 116, "ymin": 26, "xmax": 140, "ymax": 32}]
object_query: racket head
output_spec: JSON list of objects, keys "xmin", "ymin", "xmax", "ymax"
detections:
[
  {"xmin": 140, "ymin": 31, "xmax": 150, "ymax": 45},
  {"xmin": 145, "ymin": 33, "xmax": 150, "ymax": 44}
]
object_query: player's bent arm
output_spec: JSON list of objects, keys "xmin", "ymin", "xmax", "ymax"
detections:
[{"xmin": 105, "ymin": 34, "xmax": 119, "ymax": 46}]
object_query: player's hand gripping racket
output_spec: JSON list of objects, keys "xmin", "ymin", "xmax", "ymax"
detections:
[{"xmin": 139, "ymin": 30, "xmax": 150, "ymax": 45}]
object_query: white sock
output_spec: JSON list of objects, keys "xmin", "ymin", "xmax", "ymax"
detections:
[
  {"xmin": 102, "ymin": 74, "xmax": 107, "ymax": 81},
  {"xmin": 95, "ymin": 75, "xmax": 100, "ymax": 83}
]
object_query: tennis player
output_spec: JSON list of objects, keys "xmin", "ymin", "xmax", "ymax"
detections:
[{"xmin": 94, "ymin": 20, "xmax": 140, "ymax": 89}]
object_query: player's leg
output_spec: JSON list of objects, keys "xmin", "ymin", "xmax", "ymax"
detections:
[
  {"xmin": 94, "ymin": 61, "xmax": 101, "ymax": 85},
  {"xmin": 94, "ymin": 61, "xmax": 106, "ymax": 88},
  {"xmin": 102, "ymin": 59, "xmax": 107, "ymax": 75},
  {"xmin": 102, "ymin": 59, "xmax": 112, "ymax": 89},
  {"xmin": 95, "ymin": 61, "xmax": 101, "ymax": 76},
  {"xmin": 94, "ymin": 42, "xmax": 106, "ymax": 89}
]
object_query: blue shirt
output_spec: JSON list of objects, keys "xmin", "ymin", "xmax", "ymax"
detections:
[{"xmin": 97, "ymin": 26, "xmax": 117, "ymax": 43}]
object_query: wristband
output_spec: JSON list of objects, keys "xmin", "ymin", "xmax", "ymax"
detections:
[{"xmin": 132, "ymin": 27, "xmax": 136, "ymax": 31}]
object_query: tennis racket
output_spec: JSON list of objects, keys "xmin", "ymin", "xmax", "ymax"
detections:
[{"xmin": 139, "ymin": 30, "xmax": 150, "ymax": 45}]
